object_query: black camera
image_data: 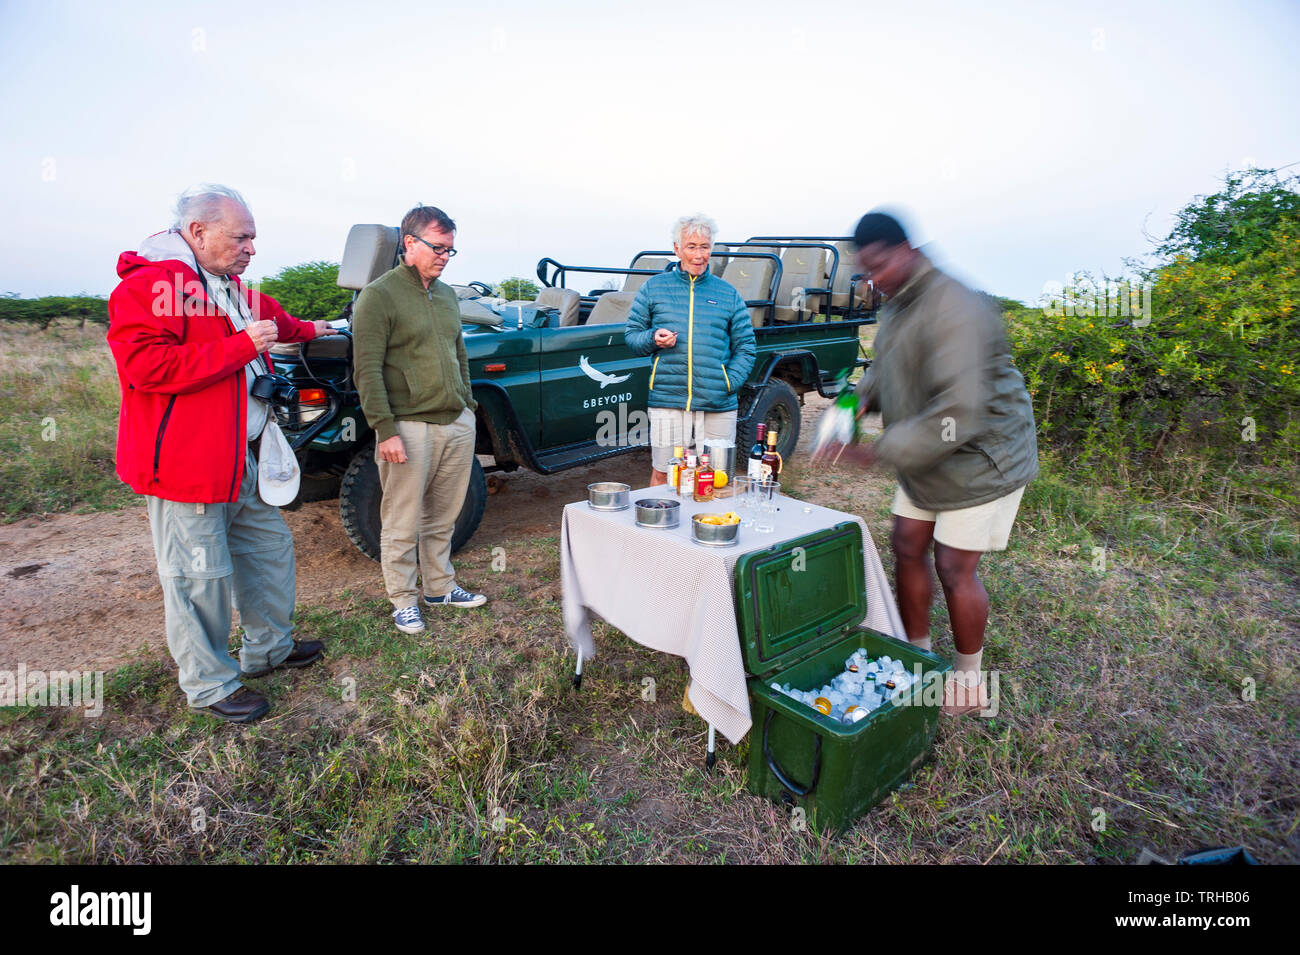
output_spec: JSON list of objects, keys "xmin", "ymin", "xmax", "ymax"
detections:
[{"xmin": 251, "ymin": 373, "xmax": 299, "ymax": 406}]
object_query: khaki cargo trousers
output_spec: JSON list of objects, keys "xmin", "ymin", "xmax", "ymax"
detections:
[
  {"xmin": 377, "ymin": 410, "xmax": 476, "ymax": 610},
  {"xmin": 146, "ymin": 448, "xmax": 296, "ymax": 707}
]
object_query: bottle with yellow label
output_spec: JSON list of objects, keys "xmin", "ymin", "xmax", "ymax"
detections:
[
  {"xmin": 679, "ymin": 452, "xmax": 697, "ymax": 499},
  {"xmin": 667, "ymin": 445, "xmax": 684, "ymax": 492}
]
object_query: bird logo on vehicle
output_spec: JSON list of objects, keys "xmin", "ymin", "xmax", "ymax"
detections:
[{"xmin": 579, "ymin": 355, "xmax": 632, "ymax": 389}]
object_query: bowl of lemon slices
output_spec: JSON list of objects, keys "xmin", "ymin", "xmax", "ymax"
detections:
[{"xmin": 691, "ymin": 512, "xmax": 741, "ymax": 546}]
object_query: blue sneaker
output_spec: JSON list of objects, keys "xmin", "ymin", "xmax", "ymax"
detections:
[
  {"xmin": 392, "ymin": 605, "xmax": 426, "ymax": 634},
  {"xmin": 424, "ymin": 585, "xmax": 487, "ymax": 609}
]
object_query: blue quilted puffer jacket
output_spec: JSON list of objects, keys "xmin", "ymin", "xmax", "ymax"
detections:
[{"xmin": 624, "ymin": 267, "xmax": 757, "ymax": 412}]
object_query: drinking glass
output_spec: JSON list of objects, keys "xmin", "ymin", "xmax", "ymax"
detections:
[{"xmin": 754, "ymin": 479, "xmax": 780, "ymax": 533}]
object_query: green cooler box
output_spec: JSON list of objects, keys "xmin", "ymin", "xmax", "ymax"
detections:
[{"xmin": 735, "ymin": 521, "xmax": 952, "ymax": 832}]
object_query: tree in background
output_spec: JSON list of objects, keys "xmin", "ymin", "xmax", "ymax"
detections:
[
  {"xmin": 0, "ymin": 293, "xmax": 108, "ymax": 329},
  {"xmin": 255, "ymin": 261, "xmax": 353, "ymax": 322},
  {"xmin": 1006, "ymin": 166, "xmax": 1299, "ymax": 473},
  {"xmin": 1154, "ymin": 166, "xmax": 1300, "ymax": 267},
  {"xmin": 495, "ymin": 277, "xmax": 540, "ymax": 301}
]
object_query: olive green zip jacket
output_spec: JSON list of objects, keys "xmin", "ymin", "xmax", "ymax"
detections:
[
  {"xmin": 856, "ymin": 258, "xmax": 1038, "ymax": 510},
  {"xmin": 352, "ymin": 264, "xmax": 477, "ymax": 443}
]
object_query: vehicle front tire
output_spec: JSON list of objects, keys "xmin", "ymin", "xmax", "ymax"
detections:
[
  {"xmin": 339, "ymin": 446, "xmax": 488, "ymax": 562},
  {"xmin": 738, "ymin": 379, "xmax": 801, "ymax": 463}
]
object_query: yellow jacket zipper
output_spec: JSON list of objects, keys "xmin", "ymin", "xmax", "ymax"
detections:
[{"xmin": 686, "ymin": 274, "xmax": 695, "ymax": 412}]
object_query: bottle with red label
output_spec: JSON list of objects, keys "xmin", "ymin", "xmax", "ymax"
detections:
[{"xmin": 694, "ymin": 453, "xmax": 715, "ymax": 503}]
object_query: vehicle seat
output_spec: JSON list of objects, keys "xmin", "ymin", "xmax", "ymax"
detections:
[
  {"xmin": 721, "ymin": 257, "xmax": 776, "ymax": 328},
  {"xmin": 337, "ymin": 224, "xmax": 400, "ymax": 290},
  {"xmin": 773, "ymin": 247, "xmax": 828, "ymax": 323},
  {"xmin": 830, "ymin": 241, "xmax": 858, "ymax": 309},
  {"xmin": 585, "ymin": 291, "xmax": 637, "ymax": 325},
  {"xmin": 535, "ymin": 286, "xmax": 581, "ymax": 326},
  {"xmin": 623, "ymin": 255, "xmax": 668, "ymax": 294}
]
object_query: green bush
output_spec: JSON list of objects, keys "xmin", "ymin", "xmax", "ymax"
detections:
[
  {"xmin": 0, "ymin": 294, "xmax": 108, "ymax": 329},
  {"xmin": 1008, "ymin": 170, "xmax": 1299, "ymax": 476},
  {"xmin": 495, "ymin": 277, "xmax": 539, "ymax": 301},
  {"xmin": 255, "ymin": 261, "xmax": 352, "ymax": 322}
]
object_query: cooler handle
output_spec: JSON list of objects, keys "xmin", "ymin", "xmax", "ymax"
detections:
[{"xmin": 763, "ymin": 709, "xmax": 822, "ymax": 797}]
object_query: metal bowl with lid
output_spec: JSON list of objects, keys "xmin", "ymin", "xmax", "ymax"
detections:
[
  {"xmin": 587, "ymin": 482, "xmax": 630, "ymax": 511},
  {"xmin": 634, "ymin": 498, "xmax": 680, "ymax": 528}
]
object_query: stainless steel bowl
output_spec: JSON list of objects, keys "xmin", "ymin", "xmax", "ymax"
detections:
[
  {"xmin": 587, "ymin": 482, "xmax": 630, "ymax": 511},
  {"xmin": 634, "ymin": 498, "xmax": 680, "ymax": 528},
  {"xmin": 691, "ymin": 514, "xmax": 740, "ymax": 546}
]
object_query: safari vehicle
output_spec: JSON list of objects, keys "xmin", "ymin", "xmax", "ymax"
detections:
[{"xmin": 267, "ymin": 225, "xmax": 877, "ymax": 560}]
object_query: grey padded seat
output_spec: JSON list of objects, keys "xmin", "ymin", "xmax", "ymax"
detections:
[
  {"xmin": 623, "ymin": 255, "xmax": 668, "ymax": 294},
  {"xmin": 721, "ymin": 257, "xmax": 776, "ymax": 328},
  {"xmin": 773, "ymin": 246, "xmax": 828, "ymax": 323},
  {"xmin": 337, "ymin": 224, "xmax": 399, "ymax": 290},
  {"xmin": 536, "ymin": 286, "xmax": 581, "ymax": 326},
  {"xmin": 585, "ymin": 291, "xmax": 637, "ymax": 325},
  {"xmin": 830, "ymin": 240, "xmax": 858, "ymax": 309}
]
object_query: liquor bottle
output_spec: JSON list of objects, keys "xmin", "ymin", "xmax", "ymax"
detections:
[
  {"xmin": 679, "ymin": 452, "xmax": 697, "ymax": 499},
  {"xmin": 667, "ymin": 445, "xmax": 684, "ymax": 492},
  {"xmin": 694, "ymin": 453, "xmax": 715, "ymax": 503},
  {"xmin": 747, "ymin": 423, "xmax": 767, "ymax": 482},
  {"xmin": 761, "ymin": 429, "xmax": 783, "ymax": 480}
]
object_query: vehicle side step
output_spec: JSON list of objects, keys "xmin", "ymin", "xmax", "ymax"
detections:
[{"xmin": 534, "ymin": 439, "xmax": 645, "ymax": 473}]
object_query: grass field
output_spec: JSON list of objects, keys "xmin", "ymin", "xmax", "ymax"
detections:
[
  {"xmin": 0, "ymin": 323, "xmax": 134, "ymax": 521},
  {"xmin": 1, "ymin": 322, "xmax": 1297, "ymax": 863}
]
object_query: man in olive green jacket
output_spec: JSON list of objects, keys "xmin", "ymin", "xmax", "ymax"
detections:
[
  {"xmin": 352, "ymin": 205, "xmax": 487, "ymax": 635},
  {"xmin": 824, "ymin": 212, "xmax": 1037, "ymax": 716}
]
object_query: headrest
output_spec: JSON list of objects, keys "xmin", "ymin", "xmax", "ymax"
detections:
[{"xmin": 337, "ymin": 224, "xmax": 399, "ymax": 290}]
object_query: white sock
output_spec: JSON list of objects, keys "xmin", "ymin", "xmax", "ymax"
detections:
[
  {"xmin": 909, "ymin": 635, "xmax": 932, "ymax": 652},
  {"xmin": 953, "ymin": 650, "xmax": 983, "ymax": 688}
]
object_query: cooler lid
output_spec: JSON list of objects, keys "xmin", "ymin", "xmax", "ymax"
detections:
[{"xmin": 732, "ymin": 521, "xmax": 868, "ymax": 680}]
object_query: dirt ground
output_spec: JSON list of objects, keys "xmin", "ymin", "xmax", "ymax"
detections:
[{"xmin": 1, "ymin": 395, "xmax": 859, "ymax": 673}]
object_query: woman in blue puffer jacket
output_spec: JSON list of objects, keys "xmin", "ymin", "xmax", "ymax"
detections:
[{"xmin": 625, "ymin": 214, "xmax": 757, "ymax": 486}]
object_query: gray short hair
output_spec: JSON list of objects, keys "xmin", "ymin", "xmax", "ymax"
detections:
[
  {"xmin": 672, "ymin": 213, "xmax": 718, "ymax": 247},
  {"xmin": 172, "ymin": 183, "xmax": 250, "ymax": 231}
]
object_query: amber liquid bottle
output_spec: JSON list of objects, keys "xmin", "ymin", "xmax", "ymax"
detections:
[
  {"xmin": 694, "ymin": 453, "xmax": 715, "ymax": 503},
  {"xmin": 667, "ymin": 445, "xmax": 685, "ymax": 492},
  {"xmin": 760, "ymin": 429, "xmax": 783, "ymax": 481},
  {"xmin": 679, "ymin": 452, "xmax": 697, "ymax": 499}
]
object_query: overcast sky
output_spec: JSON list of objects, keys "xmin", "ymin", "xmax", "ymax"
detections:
[{"xmin": 2, "ymin": 0, "xmax": 1297, "ymax": 303}]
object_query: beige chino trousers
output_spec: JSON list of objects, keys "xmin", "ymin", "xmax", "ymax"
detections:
[{"xmin": 377, "ymin": 409, "xmax": 476, "ymax": 609}]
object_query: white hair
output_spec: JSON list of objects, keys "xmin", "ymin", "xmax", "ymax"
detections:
[
  {"xmin": 172, "ymin": 183, "xmax": 250, "ymax": 231},
  {"xmin": 672, "ymin": 213, "xmax": 718, "ymax": 247}
]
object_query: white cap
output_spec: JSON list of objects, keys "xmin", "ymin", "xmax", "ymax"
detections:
[{"xmin": 257, "ymin": 420, "xmax": 301, "ymax": 507}]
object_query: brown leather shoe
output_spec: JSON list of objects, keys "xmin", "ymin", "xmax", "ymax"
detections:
[
  {"xmin": 242, "ymin": 639, "xmax": 325, "ymax": 679},
  {"xmin": 203, "ymin": 687, "xmax": 270, "ymax": 723}
]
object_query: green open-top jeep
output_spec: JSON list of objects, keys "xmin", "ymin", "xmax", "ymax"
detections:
[{"xmin": 267, "ymin": 225, "xmax": 876, "ymax": 559}]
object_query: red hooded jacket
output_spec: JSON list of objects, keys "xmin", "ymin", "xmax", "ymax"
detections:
[{"xmin": 107, "ymin": 231, "xmax": 319, "ymax": 503}]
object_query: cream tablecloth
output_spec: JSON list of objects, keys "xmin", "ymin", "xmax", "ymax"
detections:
[{"xmin": 560, "ymin": 488, "xmax": 905, "ymax": 744}]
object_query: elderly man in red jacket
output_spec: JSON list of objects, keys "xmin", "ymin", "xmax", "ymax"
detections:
[{"xmin": 107, "ymin": 184, "xmax": 328, "ymax": 722}]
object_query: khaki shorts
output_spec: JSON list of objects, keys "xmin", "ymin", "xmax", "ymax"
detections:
[
  {"xmin": 892, "ymin": 484, "xmax": 1027, "ymax": 553},
  {"xmin": 648, "ymin": 407, "xmax": 737, "ymax": 472}
]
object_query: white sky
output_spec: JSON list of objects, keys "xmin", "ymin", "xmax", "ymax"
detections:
[{"xmin": 1, "ymin": 0, "xmax": 1297, "ymax": 302}]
